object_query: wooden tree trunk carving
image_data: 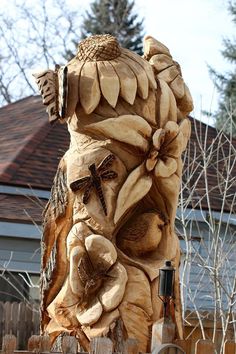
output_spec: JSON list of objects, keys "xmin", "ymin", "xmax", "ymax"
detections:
[{"xmin": 34, "ymin": 34, "xmax": 193, "ymax": 352}]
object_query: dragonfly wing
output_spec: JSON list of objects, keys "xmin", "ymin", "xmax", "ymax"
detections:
[
  {"xmin": 101, "ymin": 170, "xmax": 118, "ymax": 181},
  {"xmin": 97, "ymin": 154, "xmax": 115, "ymax": 173},
  {"xmin": 83, "ymin": 184, "xmax": 93, "ymax": 204},
  {"xmin": 70, "ymin": 176, "xmax": 90, "ymax": 192}
]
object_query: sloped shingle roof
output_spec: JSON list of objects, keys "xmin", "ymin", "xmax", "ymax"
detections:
[{"xmin": 0, "ymin": 95, "xmax": 235, "ymax": 224}]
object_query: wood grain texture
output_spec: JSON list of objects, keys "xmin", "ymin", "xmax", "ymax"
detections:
[{"xmin": 35, "ymin": 34, "xmax": 193, "ymax": 352}]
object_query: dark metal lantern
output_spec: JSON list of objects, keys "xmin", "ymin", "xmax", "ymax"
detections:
[{"xmin": 159, "ymin": 260, "xmax": 175, "ymax": 297}]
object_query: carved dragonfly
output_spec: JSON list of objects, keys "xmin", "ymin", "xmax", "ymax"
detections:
[{"xmin": 70, "ymin": 154, "xmax": 117, "ymax": 216}]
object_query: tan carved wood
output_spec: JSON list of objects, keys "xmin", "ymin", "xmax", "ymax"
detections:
[{"xmin": 34, "ymin": 34, "xmax": 193, "ymax": 353}]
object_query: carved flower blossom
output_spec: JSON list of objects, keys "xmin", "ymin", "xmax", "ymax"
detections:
[
  {"xmin": 146, "ymin": 120, "xmax": 188, "ymax": 177},
  {"xmin": 113, "ymin": 118, "xmax": 191, "ymax": 223},
  {"xmin": 76, "ymin": 234, "xmax": 127, "ymax": 326}
]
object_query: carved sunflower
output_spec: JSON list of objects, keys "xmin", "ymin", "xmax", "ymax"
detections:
[{"xmin": 65, "ymin": 34, "xmax": 157, "ymax": 116}]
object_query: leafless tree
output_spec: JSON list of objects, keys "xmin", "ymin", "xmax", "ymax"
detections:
[
  {"xmin": 0, "ymin": 0, "xmax": 80, "ymax": 106},
  {"xmin": 177, "ymin": 114, "xmax": 236, "ymax": 353}
]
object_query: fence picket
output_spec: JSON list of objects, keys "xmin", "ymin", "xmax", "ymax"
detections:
[
  {"xmin": 0, "ymin": 302, "xmax": 4, "ymax": 349},
  {"xmin": 4, "ymin": 303, "xmax": 11, "ymax": 336},
  {"xmin": 90, "ymin": 337, "xmax": 113, "ymax": 354},
  {"xmin": 40, "ymin": 335, "xmax": 51, "ymax": 352},
  {"xmin": 123, "ymin": 338, "xmax": 139, "ymax": 354},
  {"xmin": 61, "ymin": 336, "xmax": 78, "ymax": 354},
  {"xmin": 174, "ymin": 339, "xmax": 191, "ymax": 353},
  {"xmin": 224, "ymin": 340, "xmax": 236, "ymax": 354},
  {"xmin": 2, "ymin": 335, "xmax": 16, "ymax": 354},
  {"xmin": 195, "ymin": 339, "xmax": 214, "ymax": 354},
  {"xmin": 27, "ymin": 334, "xmax": 41, "ymax": 352}
]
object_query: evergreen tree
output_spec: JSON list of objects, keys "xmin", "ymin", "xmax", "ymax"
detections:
[
  {"xmin": 210, "ymin": 1, "xmax": 236, "ymax": 136},
  {"xmin": 81, "ymin": 0, "xmax": 144, "ymax": 55}
]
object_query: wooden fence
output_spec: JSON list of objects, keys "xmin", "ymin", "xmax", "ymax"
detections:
[
  {"xmin": 0, "ymin": 302, "xmax": 39, "ymax": 349},
  {"xmin": 1, "ymin": 334, "xmax": 236, "ymax": 354},
  {"xmin": 0, "ymin": 302, "xmax": 236, "ymax": 353}
]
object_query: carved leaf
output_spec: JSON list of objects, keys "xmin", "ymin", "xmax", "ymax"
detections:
[
  {"xmin": 179, "ymin": 118, "xmax": 191, "ymax": 151},
  {"xmin": 85, "ymin": 114, "xmax": 152, "ymax": 151},
  {"xmin": 178, "ymin": 83, "xmax": 194, "ymax": 115},
  {"xmin": 143, "ymin": 35, "xmax": 171, "ymax": 58},
  {"xmin": 169, "ymin": 75, "xmax": 185, "ymax": 100},
  {"xmin": 114, "ymin": 163, "xmax": 152, "ymax": 224},
  {"xmin": 149, "ymin": 54, "xmax": 173, "ymax": 73}
]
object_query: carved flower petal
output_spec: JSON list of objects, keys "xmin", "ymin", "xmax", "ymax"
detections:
[
  {"xmin": 152, "ymin": 128, "xmax": 165, "ymax": 150},
  {"xmin": 164, "ymin": 121, "xmax": 179, "ymax": 137},
  {"xmin": 179, "ymin": 118, "xmax": 191, "ymax": 151},
  {"xmin": 97, "ymin": 61, "xmax": 120, "ymax": 108},
  {"xmin": 114, "ymin": 163, "xmax": 152, "ymax": 224},
  {"xmin": 76, "ymin": 297, "xmax": 102, "ymax": 326},
  {"xmin": 122, "ymin": 48, "xmax": 157, "ymax": 90},
  {"xmin": 98, "ymin": 262, "xmax": 128, "ymax": 311},
  {"xmin": 79, "ymin": 62, "xmax": 101, "ymax": 114},
  {"xmin": 85, "ymin": 114, "xmax": 152, "ymax": 151},
  {"xmin": 154, "ymin": 157, "xmax": 177, "ymax": 178},
  {"xmin": 85, "ymin": 234, "xmax": 117, "ymax": 272},
  {"xmin": 67, "ymin": 60, "xmax": 84, "ymax": 117},
  {"xmin": 166, "ymin": 131, "xmax": 184, "ymax": 158},
  {"xmin": 110, "ymin": 59, "xmax": 137, "ymax": 105},
  {"xmin": 120, "ymin": 54, "xmax": 149, "ymax": 99},
  {"xmin": 158, "ymin": 79, "xmax": 177, "ymax": 128}
]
